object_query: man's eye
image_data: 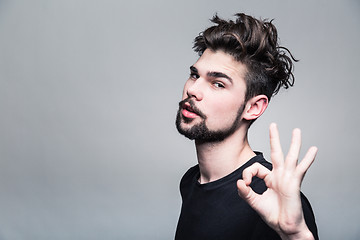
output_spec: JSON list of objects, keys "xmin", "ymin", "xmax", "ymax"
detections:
[{"xmin": 214, "ymin": 82, "xmax": 225, "ymax": 88}]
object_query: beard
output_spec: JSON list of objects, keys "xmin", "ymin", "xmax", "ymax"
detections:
[{"xmin": 175, "ymin": 98, "xmax": 245, "ymax": 143}]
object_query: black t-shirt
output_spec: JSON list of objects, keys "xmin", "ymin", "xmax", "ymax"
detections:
[{"xmin": 175, "ymin": 153, "xmax": 318, "ymax": 240}]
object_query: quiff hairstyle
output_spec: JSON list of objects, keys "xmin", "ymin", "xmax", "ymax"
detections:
[{"xmin": 193, "ymin": 13, "xmax": 297, "ymax": 103}]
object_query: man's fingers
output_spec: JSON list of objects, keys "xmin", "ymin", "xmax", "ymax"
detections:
[
  {"xmin": 285, "ymin": 128, "xmax": 302, "ymax": 170},
  {"xmin": 237, "ymin": 179, "xmax": 259, "ymax": 205},
  {"xmin": 242, "ymin": 162, "xmax": 271, "ymax": 184},
  {"xmin": 269, "ymin": 123, "xmax": 284, "ymax": 168},
  {"xmin": 297, "ymin": 146, "xmax": 317, "ymax": 177},
  {"xmin": 237, "ymin": 163, "xmax": 270, "ymax": 207},
  {"xmin": 237, "ymin": 179, "xmax": 251, "ymax": 199}
]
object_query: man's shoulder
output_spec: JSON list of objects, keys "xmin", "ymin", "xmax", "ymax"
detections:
[{"xmin": 180, "ymin": 164, "xmax": 199, "ymax": 185}]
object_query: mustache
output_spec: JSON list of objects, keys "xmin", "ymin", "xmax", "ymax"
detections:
[{"xmin": 178, "ymin": 98, "xmax": 206, "ymax": 119}]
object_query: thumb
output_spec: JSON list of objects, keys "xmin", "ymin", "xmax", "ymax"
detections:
[{"xmin": 237, "ymin": 179, "xmax": 258, "ymax": 205}]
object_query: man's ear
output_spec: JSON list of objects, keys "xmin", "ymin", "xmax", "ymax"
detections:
[{"xmin": 243, "ymin": 95, "xmax": 269, "ymax": 121}]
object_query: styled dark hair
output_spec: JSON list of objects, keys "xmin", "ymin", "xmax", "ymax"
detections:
[{"xmin": 193, "ymin": 13, "xmax": 297, "ymax": 103}]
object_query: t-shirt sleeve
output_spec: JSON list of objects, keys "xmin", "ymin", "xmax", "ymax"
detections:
[{"xmin": 301, "ymin": 192, "xmax": 319, "ymax": 240}]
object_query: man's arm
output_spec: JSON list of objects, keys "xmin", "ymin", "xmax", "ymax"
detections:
[{"xmin": 237, "ymin": 123, "xmax": 317, "ymax": 240}]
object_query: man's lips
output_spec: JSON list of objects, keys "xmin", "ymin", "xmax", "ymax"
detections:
[
  {"xmin": 182, "ymin": 108, "xmax": 199, "ymax": 118},
  {"xmin": 181, "ymin": 102, "xmax": 200, "ymax": 119}
]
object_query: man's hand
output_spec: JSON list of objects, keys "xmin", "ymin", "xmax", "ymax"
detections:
[{"xmin": 237, "ymin": 123, "xmax": 317, "ymax": 240}]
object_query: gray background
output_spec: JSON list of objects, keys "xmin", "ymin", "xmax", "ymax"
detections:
[{"xmin": 0, "ymin": 0, "xmax": 359, "ymax": 239}]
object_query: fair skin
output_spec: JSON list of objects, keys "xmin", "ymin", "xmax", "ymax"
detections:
[{"xmin": 179, "ymin": 49, "xmax": 316, "ymax": 239}]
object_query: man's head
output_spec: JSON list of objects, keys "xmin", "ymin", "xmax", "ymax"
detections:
[
  {"xmin": 193, "ymin": 13, "xmax": 296, "ymax": 103},
  {"xmin": 176, "ymin": 13, "xmax": 296, "ymax": 142}
]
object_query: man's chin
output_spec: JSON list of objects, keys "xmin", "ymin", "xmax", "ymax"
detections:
[
  {"xmin": 176, "ymin": 117, "xmax": 197, "ymax": 140},
  {"xmin": 176, "ymin": 123, "xmax": 195, "ymax": 140},
  {"xmin": 176, "ymin": 110, "xmax": 225, "ymax": 142}
]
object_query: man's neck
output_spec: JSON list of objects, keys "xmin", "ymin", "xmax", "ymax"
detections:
[{"xmin": 195, "ymin": 129, "xmax": 255, "ymax": 184}]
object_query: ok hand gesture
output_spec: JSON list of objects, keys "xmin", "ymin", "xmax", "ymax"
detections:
[{"xmin": 237, "ymin": 123, "xmax": 317, "ymax": 240}]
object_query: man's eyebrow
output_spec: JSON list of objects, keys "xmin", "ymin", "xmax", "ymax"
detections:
[
  {"xmin": 207, "ymin": 71, "xmax": 233, "ymax": 83},
  {"xmin": 190, "ymin": 66, "xmax": 198, "ymax": 73},
  {"xmin": 190, "ymin": 66, "xmax": 233, "ymax": 84}
]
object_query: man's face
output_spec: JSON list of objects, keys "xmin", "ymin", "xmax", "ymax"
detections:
[{"xmin": 176, "ymin": 49, "xmax": 248, "ymax": 142}]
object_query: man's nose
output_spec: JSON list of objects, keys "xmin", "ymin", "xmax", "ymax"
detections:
[{"xmin": 186, "ymin": 79, "xmax": 204, "ymax": 101}]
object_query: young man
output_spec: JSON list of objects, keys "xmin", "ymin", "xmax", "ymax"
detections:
[{"xmin": 175, "ymin": 13, "xmax": 318, "ymax": 239}]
